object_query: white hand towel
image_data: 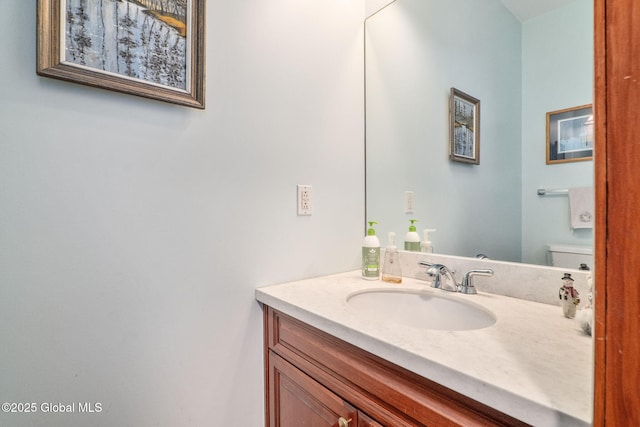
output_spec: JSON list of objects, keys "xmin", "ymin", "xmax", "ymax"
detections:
[{"xmin": 568, "ymin": 187, "xmax": 594, "ymax": 229}]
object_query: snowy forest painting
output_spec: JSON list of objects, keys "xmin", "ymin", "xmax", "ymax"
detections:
[
  {"xmin": 64, "ymin": 0, "xmax": 188, "ymax": 90},
  {"xmin": 453, "ymin": 98, "xmax": 475, "ymax": 157},
  {"xmin": 450, "ymin": 88, "xmax": 480, "ymax": 164},
  {"xmin": 37, "ymin": 0, "xmax": 205, "ymax": 108}
]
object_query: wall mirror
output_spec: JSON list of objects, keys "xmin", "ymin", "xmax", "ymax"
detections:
[{"xmin": 365, "ymin": 0, "xmax": 594, "ymax": 266}]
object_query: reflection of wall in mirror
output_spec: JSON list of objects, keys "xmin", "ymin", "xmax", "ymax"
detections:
[
  {"xmin": 366, "ymin": 0, "xmax": 523, "ymax": 263},
  {"xmin": 365, "ymin": 0, "xmax": 593, "ymax": 266},
  {"xmin": 521, "ymin": 0, "xmax": 593, "ymax": 265}
]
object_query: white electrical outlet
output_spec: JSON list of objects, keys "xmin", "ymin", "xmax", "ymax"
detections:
[
  {"xmin": 405, "ymin": 191, "xmax": 414, "ymax": 214},
  {"xmin": 297, "ymin": 185, "xmax": 312, "ymax": 216}
]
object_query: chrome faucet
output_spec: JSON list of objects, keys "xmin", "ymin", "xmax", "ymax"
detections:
[
  {"xmin": 459, "ymin": 269, "xmax": 494, "ymax": 294},
  {"xmin": 418, "ymin": 261, "xmax": 493, "ymax": 294},
  {"xmin": 418, "ymin": 261, "xmax": 458, "ymax": 292}
]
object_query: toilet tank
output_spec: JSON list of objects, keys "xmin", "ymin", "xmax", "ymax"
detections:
[{"xmin": 547, "ymin": 244, "xmax": 594, "ymax": 270}]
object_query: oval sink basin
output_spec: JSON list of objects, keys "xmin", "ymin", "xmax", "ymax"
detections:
[{"xmin": 347, "ymin": 288, "xmax": 496, "ymax": 331}]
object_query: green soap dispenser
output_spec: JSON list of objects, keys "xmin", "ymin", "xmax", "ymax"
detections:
[
  {"xmin": 362, "ymin": 221, "xmax": 381, "ymax": 280},
  {"xmin": 404, "ymin": 219, "xmax": 420, "ymax": 252}
]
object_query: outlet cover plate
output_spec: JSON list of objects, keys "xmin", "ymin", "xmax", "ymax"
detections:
[{"xmin": 297, "ymin": 185, "xmax": 312, "ymax": 216}]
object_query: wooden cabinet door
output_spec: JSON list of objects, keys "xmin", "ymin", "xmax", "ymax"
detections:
[
  {"xmin": 358, "ymin": 412, "xmax": 383, "ymax": 427},
  {"xmin": 268, "ymin": 352, "xmax": 357, "ymax": 427}
]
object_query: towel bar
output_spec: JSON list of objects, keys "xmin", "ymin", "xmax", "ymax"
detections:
[{"xmin": 537, "ymin": 188, "xmax": 569, "ymax": 196}]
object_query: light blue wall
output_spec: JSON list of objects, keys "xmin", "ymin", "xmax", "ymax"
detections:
[
  {"xmin": 366, "ymin": 0, "xmax": 523, "ymax": 261},
  {"xmin": 0, "ymin": 1, "xmax": 364, "ymax": 426},
  {"xmin": 521, "ymin": 0, "xmax": 594, "ymax": 265}
]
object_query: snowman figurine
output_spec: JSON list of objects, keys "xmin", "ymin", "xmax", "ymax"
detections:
[
  {"xmin": 558, "ymin": 273, "xmax": 581, "ymax": 318},
  {"xmin": 577, "ymin": 273, "xmax": 594, "ymax": 335}
]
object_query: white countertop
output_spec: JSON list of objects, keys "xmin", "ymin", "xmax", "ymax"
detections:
[{"xmin": 256, "ymin": 270, "xmax": 593, "ymax": 427}]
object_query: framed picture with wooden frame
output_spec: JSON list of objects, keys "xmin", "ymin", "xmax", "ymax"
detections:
[
  {"xmin": 546, "ymin": 104, "xmax": 593, "ymax": 164},
  {"xmin": 449, "ymin": 88, "xmax": 480, "ymax": 164},
  {"xmin": 37, "ymin": 0, "xmax": 206, "ymax": 109}
]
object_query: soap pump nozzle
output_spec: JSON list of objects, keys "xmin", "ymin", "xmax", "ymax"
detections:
[
  {"xmin": 386, "ymin": 231, "xmax": 397, "ymax": 250},
  {"xmin": 367, "ymin": 221, "xmax": 378, "ymax": 236}
]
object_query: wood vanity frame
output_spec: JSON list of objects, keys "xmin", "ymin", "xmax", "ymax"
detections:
[
  {"xmin": 594, "ymin": 0, "xmax": 640, "ymax": 425},
  {"xmin": 264, "ymin": 307, "xmax": 528, "ymax": 426}
]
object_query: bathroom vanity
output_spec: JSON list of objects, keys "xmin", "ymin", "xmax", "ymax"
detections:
[
  {"xmin": 264, "ymin": 306, "xmax": 525, "ymax": 426},
  {"xmin": 257, "ymin": 257, "xmax": 593, "ymax": 426}
]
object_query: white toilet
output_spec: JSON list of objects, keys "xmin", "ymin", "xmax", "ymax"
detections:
[{"xmin": 547, "ymin": 244, "xmax": 594, "ymax": 270}]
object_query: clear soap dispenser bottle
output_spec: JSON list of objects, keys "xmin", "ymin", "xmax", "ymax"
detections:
[
  {"xmin": 382, "ymin": 232, "xmax": 402, "ymax": 284},
  {"xmin": 421, "ymin": 229, "xmax": 437, "ymax": 253}
]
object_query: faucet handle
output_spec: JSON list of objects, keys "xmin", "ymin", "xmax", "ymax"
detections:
[
  {"xmin": 418, "ymin": 261, "xmax": 436, "ymax": 285},
  {"xmin": 418, "ymin": 261, "xmax": 444, "ymax": 288},
  {"xmin": 459, "ymin": 269, "xmax": 494, "ymax": 294},
  {"xmin": 426, "ymin": 264, "xmax": 444, "ymax": 288},
  {"xmin": 419, "ymin": 262, "xmax": 458, "ymax": 291}
]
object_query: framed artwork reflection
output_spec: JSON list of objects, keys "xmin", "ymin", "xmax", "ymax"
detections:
[
  {"xmin": 546, "ymin": 105, "xmax": 593, "ymax": 164},
  {"xmin": 450, "ymin": 88, "xmax": 480, "ymax": 164},
  {"xmin": 37, "ymin": 0, "xmax": 206, "ymax": 109}
]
